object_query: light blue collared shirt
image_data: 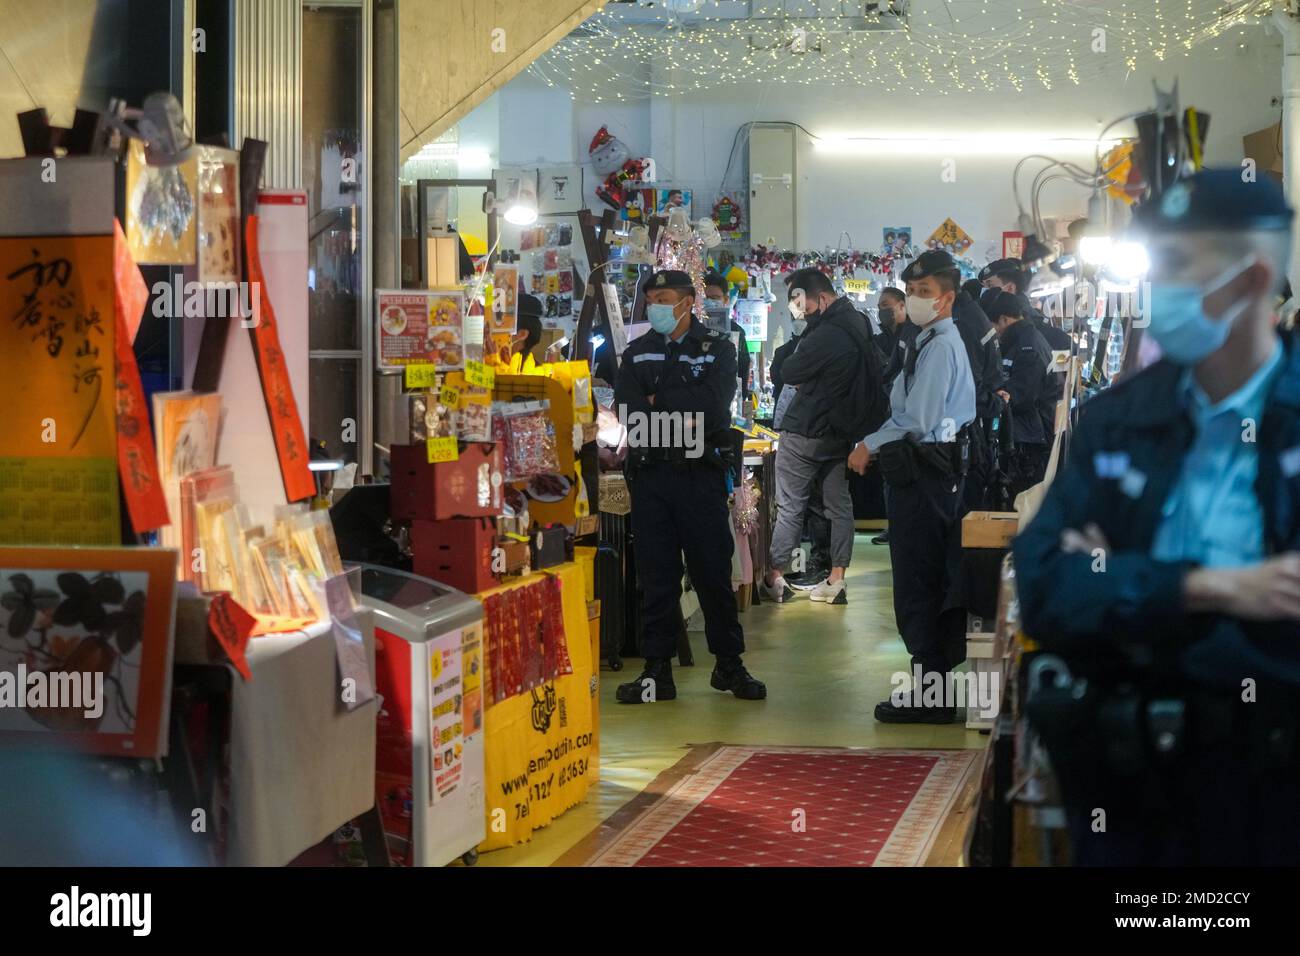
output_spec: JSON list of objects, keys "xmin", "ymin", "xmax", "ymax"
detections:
[
  {"xmin": 864, "ymin": 317, "xmax": 975, "ymax": 451},
  {"xmin": 1151, "ymin": 342, "xmax": 1284, "ymax": 569}
]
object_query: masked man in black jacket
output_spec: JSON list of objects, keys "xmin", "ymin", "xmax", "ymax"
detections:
[
  {"xmin": 986, "ymin": 290, "xmax": 1054, "ymax": 497},
  {"xmin": 1014, "ymin": 169, "xmax": 1300, "ymax": 864},
  {"xmin": 761, "ymin": 268, "xmax": 887, "ymax": 606}
]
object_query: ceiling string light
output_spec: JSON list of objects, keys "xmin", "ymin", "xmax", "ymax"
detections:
[{"xmin": 528, "ymin": 0, "xmax": 1277, "ymax": 103}]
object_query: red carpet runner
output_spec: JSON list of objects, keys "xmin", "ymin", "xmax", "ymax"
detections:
[{"xmin": 572, "ymin": 746, "xmax": 979, "ymax": 867}]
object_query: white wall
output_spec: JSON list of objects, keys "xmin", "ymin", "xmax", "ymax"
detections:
[{"xmin": 463, "ymin": 38, "xmax": 1282, "ymax": 259}]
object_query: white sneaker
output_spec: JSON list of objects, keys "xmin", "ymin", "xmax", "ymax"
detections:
[
  {"xmin": 759, "ymin": 576, "xmax": 795, "ymax": 604},
  {"xmin": 809, "ymin": 578, "xmax": 847, "ymax": 605}
]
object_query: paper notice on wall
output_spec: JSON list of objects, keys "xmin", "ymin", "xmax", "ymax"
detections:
[{"xmin": 428, "ymin": 629, "xmax": 465, "ymax": 806}]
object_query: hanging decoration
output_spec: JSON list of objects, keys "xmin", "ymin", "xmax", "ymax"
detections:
[
  {"xmin": 654, "ymin": 215, "xmax": 716, "ymax": 318},
  {"xmin": 925, "ymin": 217, "xmax": 974, "ymax": 256},
  {"xmin": 588, "ymin": 125, "xmax": 655, "ymax": 212},
  {"xmin": 712, "ymin": 195, "xmax": 743, "ymax": 236},
  {"xmin": 740, "ymin": 245, "xmax": 909, "ymax": 280},
  {"xmin": 529, "ymin": 1, "xmax": 1266, "ymax": 102}
]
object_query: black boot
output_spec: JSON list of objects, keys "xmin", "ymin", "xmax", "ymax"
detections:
[
  {"xmin": 710, "ymin": 656, "xmax": 767, "ymax": 700},
  {"xmin": 616, "ymin": 657, "xmax": 676, "ymax": 704},
  {"xmin": 874, "ymin": 696, "xmax": 955, "ymax": 724},
  {"xmin": 871, "ymin": 531, "xmax": 890, "ymax": 545}
]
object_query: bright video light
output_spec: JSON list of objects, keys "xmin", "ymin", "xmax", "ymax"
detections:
[{"xmin": 1104, "ymin": 241, "xmax": 1151, "ymax": 281}]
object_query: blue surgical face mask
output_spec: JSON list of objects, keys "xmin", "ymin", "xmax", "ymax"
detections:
[
  {"xmin": 1147, "ymin": 255, "xmax": 1255, "ymax": 366},
  {"xmin": 648, "ymin": 302, "xmax": 679, "ymax": 335}
]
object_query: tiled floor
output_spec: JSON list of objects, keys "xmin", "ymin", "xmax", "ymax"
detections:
[{"xmin": 478, "ymin": 533, "xmax": 988, "ymax": 866}]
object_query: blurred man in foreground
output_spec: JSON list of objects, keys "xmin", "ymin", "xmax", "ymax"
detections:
[{"xmin": 1015, "ymin": 169, "xmax": 1300, "ymax": 864}]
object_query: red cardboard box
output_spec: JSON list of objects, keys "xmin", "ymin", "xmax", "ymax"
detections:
[
  {"xmin": 390, "ymin": 442, "xmax": 504, "ymax": 521},
  {"xmin": 411, "ymin": 517, "xmax": 498, "ymax": 594}
]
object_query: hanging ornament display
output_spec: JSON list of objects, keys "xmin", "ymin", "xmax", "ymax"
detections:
[
  {"xmin": 741, "ymin": 245, "xmax": 908, "ymax": 280},
  {"xmin": 712, "ymin": 195, "xmax": 743, "ymax": 236}
]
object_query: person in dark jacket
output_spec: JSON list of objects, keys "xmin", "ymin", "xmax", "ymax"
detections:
[
  {"xmin": 1013, "ymin": 169, "xmax": 1300, "ymax": 865},
  {"xmin": 875, "ymin": 287, "xmax": 908, "ymax": 386},
  {"xmin": 986, "ymin": 290, "xmax": 1053, "ymax": 496},
  {"xmin": 613, "ymin": 269, "xmax": 766, "ymax": 704},
  {"xmin": 950, "ymin": 285, "xmax": 1004, "ymax": 510},
  {"xmin": 979, "ymin": 257, "xmax": 1072, "ymax": 353},
  {"xmin": 703, "ymin": 272, "xmax": 751, "ymax": 404},
  {"xmin": 761, "ymin": 268, "xmax": 885, "ymax": 606},
  {"xmin": 769, "ymin": 310, "xmax": 809, "ymax": 398}
]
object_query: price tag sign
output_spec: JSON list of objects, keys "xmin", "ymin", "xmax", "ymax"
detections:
[
  {"xmin": 843, "ymin": 279, "xmax": 871, "ymax": 295},
  {"xmin": 464, "ymin": 359, "xmax": 495, "ymax": 389},
  {"xmin": 426, "ymin": 437, "xmax": 460, "ymax": 463},
  {"xmin": 439, "ymin": 385, "xmax": 462, "ymax": 409},
  {"xmin": 405, "ymin": 364, "xmax": 440, "ymax": 390}
]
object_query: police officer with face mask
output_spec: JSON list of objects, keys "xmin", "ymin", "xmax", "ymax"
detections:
[
  {"xmin": 849, "ymin": 250, "xmax": 976, "ymax": 722},
  {"xmin": 703, "ymin": 272, "xmax": 750, "ymax": 404},
  {"xmin": 1015, "ymin": 169, "xmax": 1300, "ymax": 864},
  {"xmin": 614, "ymin": 270, "xmax": 767, "ymax": 705}
]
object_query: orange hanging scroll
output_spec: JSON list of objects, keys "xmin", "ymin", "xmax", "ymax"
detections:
[
  {"xmin": 112, "ymin": 220, "xmax": 169, "ymax": 534},
  {"xmin": 243, "ymin": 215, "xmax": 315, "ymax": 503}
]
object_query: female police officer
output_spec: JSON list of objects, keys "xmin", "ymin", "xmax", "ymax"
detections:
[{"xmin": 613, "ymin": 270, "xmax": 766, "ymax": 704}]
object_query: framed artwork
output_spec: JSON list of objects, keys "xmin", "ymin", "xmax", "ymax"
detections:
[
  {"xmin": 881, "ymin": 226, "xmax": 912, "ymax": 256},
  {"xmin": 0, "ymin": 546, "xmax": 178, "ymax": 757},
  {"xmin": 1002, "ymin": 231, "xmax": 1026, "ymax": 260},
  {"xmin": 655, "ymin": 188, "xmax": 692, "ymax": 216}
]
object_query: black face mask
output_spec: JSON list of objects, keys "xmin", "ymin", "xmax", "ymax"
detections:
[{"xmin": 879, "ymin": 307, "xmax": 895, "ymax": 327}]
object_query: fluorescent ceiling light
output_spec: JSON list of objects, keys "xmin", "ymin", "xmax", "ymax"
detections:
[{"xmin": 813, "ymin": 136, "xmax": 1123, "ymax": 157}]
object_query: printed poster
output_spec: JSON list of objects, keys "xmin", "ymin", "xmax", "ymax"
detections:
[
  {"xmin": 0, "ymin": 235, "xmax": 120, "ymax": 545},
  {"xmin": 428, "ymin": 630, "xmax": 464, "ymax": 806},
  {"xmin": 881, "ymin": 226, "xmax": 912, "ymax": 256},
  {"xmin": 655, "ymin": 188, "xmax": 692, "ymax": 216},
  {"xmin": 377, "ymin": 289, "xmax": 466, "ymax": 370},
  {"xmin": 926, "ymin": 217, "xmax": 974, "ymax": 255},
  {"xmin": 1002, "ymin": 231, "xmax": 1026, "ymax": 260},
  {"xmin": 734, "ymin": 299, "xmax": 769, "ymax": 342}
]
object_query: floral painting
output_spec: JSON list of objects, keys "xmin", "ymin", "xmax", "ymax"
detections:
[{"xmin": 0, "ymin": 547, "xmax": 176, "ymax": 756}]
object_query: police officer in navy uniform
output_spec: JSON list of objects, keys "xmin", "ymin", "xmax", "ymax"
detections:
[
  {"xmin": 848, "ymin": 249, "xmax": 976, "ymax": 723},
  {"xmin": 1015, "ymin": 169, "xmax": 1300, "ymax": 864},
  {"xmin": 613, "ymin": 270, "xmax": 766, "ymax": 704},
  {"xmin": 985, "ymin": 290, "xmax": 1055, "ymax": 496}
]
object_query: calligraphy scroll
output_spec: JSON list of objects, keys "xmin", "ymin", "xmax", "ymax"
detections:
[
  {"xmin": 0, "ymin": 235, "xmax": 120, "ymax": 544},
  {"xmin": 113, "ymin": 221, "xmax": 169, "ymax": 535},
  {"xmin": 243, "ymin": 217, "xmax": 315, "ymax": 503}
]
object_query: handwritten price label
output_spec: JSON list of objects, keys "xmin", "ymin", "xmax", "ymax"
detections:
[
  {"xmin": 439, "ymin": 385, "xmax": 461, "ymax": 409},
  {"xmin": 464, "ymin": 360, "xmax": 495, "ymax": 389},
  {"xmin": 405, "ymin": 364, "xmax": 440, "ymax": 390},
  {"xmin": 426, "ymin": 437, "xmax": 460, "ymax": 463}
]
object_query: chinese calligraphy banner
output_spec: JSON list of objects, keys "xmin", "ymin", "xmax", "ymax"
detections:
[{"xmin": 0, "ymin": 235, "xmax": 120, "ymax": 545}]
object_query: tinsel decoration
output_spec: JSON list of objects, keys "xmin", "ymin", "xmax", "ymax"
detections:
[
  {"xmin": 732, "ymin": 470, "xmax": 760, "ymax": 537},
  {"xmin": 655, "ymin": 217, "xmax": 712, "ymax": 319}
]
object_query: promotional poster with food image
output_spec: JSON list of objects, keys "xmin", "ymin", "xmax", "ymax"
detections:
[{"xmin": 377, "ymin": 290, "xmax": 466, "ymax": 370}]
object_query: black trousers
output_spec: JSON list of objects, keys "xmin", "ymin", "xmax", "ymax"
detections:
[
  {"xmin": 1009, "ymin": 442, "xmax": 1050, "ymax": 499},
  {"xmin": 886, "ymin": 471, "xmax": 966, "ymax": 677},
  {"xmin": 629, "ymin": 462, "xmax": 745, "ymax": 661},
  {"xmin": 963, "ymin": 422, "xmax": 990, "ymax": 513}
]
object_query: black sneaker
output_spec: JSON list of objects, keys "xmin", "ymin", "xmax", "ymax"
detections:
[
  {"xmin": 786, "ymin": 567, "xmax": 829, "ymax": 590},
  {"xmin": 874, "ymin": 697, "xmax": 955, "ymax": 724},
  {"xmin": 710, "ymin": 657, "xmax": 767, "ymax": 700},
  {"xmin": 616, "ymin": 658, "xmax": 676, "ymax": 704},
  {"xmin": 872, "ymin": 532, "xmax": 890, "ymax": 545}
]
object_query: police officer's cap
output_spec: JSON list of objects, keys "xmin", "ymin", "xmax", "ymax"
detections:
[
  {"xmin": 901, "ymin": 249, "xmax": 959, "ymax": 282},
  {"xmin": 1134, "ymin": 169, "xmax": 1294, "ymax": 233},
  {"xmin": 978, "ymin": 258, "xmax": 1024, "ymax": 283},
  {"xmin": 985, "ymin": 290, "xmax": 1023, "ymax": 320},
  {"xmin": 647, "ymin": 270, "xmax": 696, "ymax": 293}
]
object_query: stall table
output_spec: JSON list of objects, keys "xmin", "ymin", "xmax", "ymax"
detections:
[
  {"xmin": 174, "ymin": 598, "xmax": 378, "ymax": 866},
  {"xmin": 476, "ymin": 561, "xmax": 600, "ymax": 850}
]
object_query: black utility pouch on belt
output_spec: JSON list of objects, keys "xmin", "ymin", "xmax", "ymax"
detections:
[{"xmin": 878, "ymin": 438, "xmax": 920, "ymax": 488}]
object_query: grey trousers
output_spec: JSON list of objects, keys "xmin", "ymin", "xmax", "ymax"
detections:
[{"xmin": 769, "ymin": 431, "xmax": 854, "ymax": 571}]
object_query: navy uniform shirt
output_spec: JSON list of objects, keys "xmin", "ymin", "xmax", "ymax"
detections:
[{"xmin": 614, "ymin": 317, "xmax": 737, "ymax": 465}]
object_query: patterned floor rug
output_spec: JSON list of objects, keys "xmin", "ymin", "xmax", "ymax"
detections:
[{"xmin": 556, "ymin": 744, "xmax": 982, "ymax": 867}]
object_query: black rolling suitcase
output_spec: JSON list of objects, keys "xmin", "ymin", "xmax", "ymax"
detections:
[{"xmin": 593, "ymin": 542, "xmax": 624, "ymax": 671}]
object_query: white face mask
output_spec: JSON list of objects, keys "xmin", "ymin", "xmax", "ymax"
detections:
[{"xmin": 905, "ymin": 294, "xmax": 940, "ymax": 327}]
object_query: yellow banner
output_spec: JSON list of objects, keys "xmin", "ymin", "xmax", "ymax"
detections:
[{"xmin": 479, "ymin": 562, "xmax": 599, "ymax": 851}]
